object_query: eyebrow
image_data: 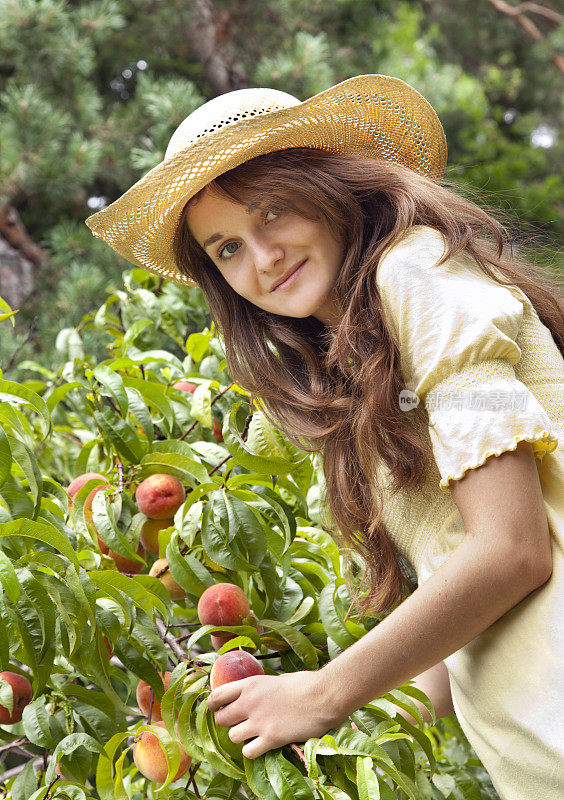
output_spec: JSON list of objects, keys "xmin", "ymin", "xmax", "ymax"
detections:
[{"xmin": 202, "ymin": 232, "xmax": 224, "ymax": 250}]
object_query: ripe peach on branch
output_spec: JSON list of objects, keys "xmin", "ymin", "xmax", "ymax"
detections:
[
  {"xmin": 136, "ymin": 672, "xmax": 172, "ymax": 722},
  {"xmin": 210, "ymin": 650, "xmax": 265, "ymax": 690},
  {"xmin": 197, "ymin": 583, "xmax": 258, "ymax": 650},
  {"xmin": 0, "ymin": 671, "xmax": 32, "ymax": 725},
  {"xmin": 133, "ymin": 720, "xmax": 191, "ymax": 783},
  {"xmin": 108, "ymin": 542, "xmax": 146, "ymax": 574},
  {"xmin": 140, "ymin": 517, "xmax": 174, "ymax": 555},
  {"xmin": 135, "ymin": 474, "xmax": 186, "ymax": 520},
  {"xmin": 149, "ymin": 558, "xmax": 186, "ymax": 600}
]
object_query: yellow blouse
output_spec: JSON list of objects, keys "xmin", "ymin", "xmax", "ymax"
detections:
[{"xmin": 373, "ymin": 226, "xmax": 564, "ymax": 800}]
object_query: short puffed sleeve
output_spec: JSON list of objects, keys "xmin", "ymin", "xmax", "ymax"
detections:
[{"xmin": 376, "ymin": 226, "xmax": 559, "ymax": 490}]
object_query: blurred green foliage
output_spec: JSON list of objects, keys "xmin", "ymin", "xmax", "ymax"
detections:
[{"xmin": 0, "ymin": 0, "xmax": 562, "ymax": 372}]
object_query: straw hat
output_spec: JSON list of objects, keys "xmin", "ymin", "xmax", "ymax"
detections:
[{"xmin": 85, "ymin": 74, "xmax": 447, "ymax": 287}]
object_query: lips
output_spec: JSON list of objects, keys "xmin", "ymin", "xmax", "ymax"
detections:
[{"xmin": 270, "ymin": 260, "xmax": 305, "ymax": 292}]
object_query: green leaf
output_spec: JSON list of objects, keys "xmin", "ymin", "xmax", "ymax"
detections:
[
  {"xmin": 0, "ymin": 425, "xmax": 12, "ymax": 489},
  {"xmin": 0, "ymin": 518, "xmax": 79, "ymax": 567},
  {"xmin": 92, "ymin": 364, "xmax": 129, "ymax": 416},
  {"xmin": 0, "ymin": 548, "xmax": 20, "ymax": 603},
  {"xmin": 22, "ymin": 697, "xmax": 55, "ymax": 747},
  {"xmin": 259, "ymin": 619, "xmax": 318, "ymax": 669},
  {"xmin": 93, "ymin": 406, "xmax": 147, "ymax": 464},
  {"xmin": 223, "ymin": 404, "xmax": 298, "ymax": 474},
  {"xmin": 88, "ymin": 571, "xmax": 167, "ymax": 618},
  {"xmin": 91, "ymin": 490, "xmax": 145, "ymax": 564},
  {"xmin": 44, "ymin": 381, "xmax": 83, "ymax": 414},
  {"xmin": 0, "ymin": 379, "xmax": 52, "ymax": 441},
  {"xmin": 217, "ymin": 489, "xmax": 267, "ymax": 567},
  {"xmin": 356, "ymin": 756, "xmax": 381, "ymax": 800},
  {"xmin": 176, "ymin": 679, "xmax": 208, "ymax": 763},
  {"xmin": 318, "ymin": 584, "xmax": 359, "ymax": 649},
  {"xmin": 244, "ymin": 754, "xmax": 281, "ymax": 800},
  {"xmin": 95, "ymin": 732, "xmax": 132, "ymax": 800},
  {"xmin": 191, "ymin": 380, "xmax": 213, "ymax": 427},
  {"xmin": 6, "ymin": 434, "xmax": 43, "ymax": 520},
  {"xmin": 201, "ymin": 502, "xmax": 259, "ymax": 573},
  {"xmin": 264, "ymin": 750, "xmax": 316, "ymax": 800},
  {"xmin": 122, "ymin": 376, "xmax": 175, "ymax": 429},
  {"xmin": 195, "ymin": 699, "xmax": 245, "ymax": 778},
  {"xmin": 166, "ymin": 534, "xmax": 214, "ymax": 598}
]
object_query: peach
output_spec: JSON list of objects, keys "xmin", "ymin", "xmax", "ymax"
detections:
[
  {"xmin": 210, "ymin": 650, "xmax": 264, "ymax": 690},
  {"xmin": 173, "ymin": 381, "xmax": 197, "ymax": 394},
  {"xmin": 140, "ymin": 517, "xmax": 174, "ymax": 555},
  {"xmin": 197, "ymin": 583, "xmax": 251, "ymax": 649},
  {"xmin": 135, "ymin": 474, "xmax": 186, "ymax": 520},
  {"xmin": 212, "ymin": 417, "xmax": 223, "ymax": 443},
  {"xmin": 0, "ymin": 671, "xmax": 32, "ymax": 724},
  {"xmin": 133, "ymin": 720, "xmax": 191, "ymax": 783},
  {"xmin": 67, "ymin": 472, "xmax": 108, "ymax": 509},
  {"xmin": 149, "ymin": 558, "xmax": 186, "ymax": 600},
  {"xmin": 108, "ymin": 542, "xmax": 145, "ymax": 574},
  {"xmin": 136, "ymin": 672, "xmax": 172, "ymax": 722}
]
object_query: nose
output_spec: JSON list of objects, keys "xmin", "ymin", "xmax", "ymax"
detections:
[{"xmin": 251, "ymin": 234, "xmax": 284, "ymax": 275}]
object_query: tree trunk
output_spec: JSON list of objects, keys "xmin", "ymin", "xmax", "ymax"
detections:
[{"xmin": 0, "ymin": 205, "xmax": 49, "ymax": 310}]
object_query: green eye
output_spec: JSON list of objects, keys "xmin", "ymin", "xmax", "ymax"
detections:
[
  {"xmin": 265, "ymin": 210, "xmax": 279, "ymax": 222},
  {"xmin": 218, "ymin": 241, "xmax": 239, "ymax": 260}
]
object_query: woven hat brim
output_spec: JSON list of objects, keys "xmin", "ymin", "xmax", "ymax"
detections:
[{"xmin": 86, "ymin": 74, "xmax": 447, "ymax": 287}]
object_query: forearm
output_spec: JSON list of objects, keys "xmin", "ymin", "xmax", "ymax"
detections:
[{"xmin": 321, "ymin": 535, "xmax": 549, "ymax": 721}]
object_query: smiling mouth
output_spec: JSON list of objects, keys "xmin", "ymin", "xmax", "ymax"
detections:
[{"xmin": 271, "ymin": 260, "xmax": 306, "ymax": 292}]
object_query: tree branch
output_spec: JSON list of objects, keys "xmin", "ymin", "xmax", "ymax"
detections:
[
  {"xmin": 179, "ymin": 0, "xmax": 248, "ymax": 95},
  {"xmin": 487, "ymin": 0, "xmax": 564, "ymax": 72}
]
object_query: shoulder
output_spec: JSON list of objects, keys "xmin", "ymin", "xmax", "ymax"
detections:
[
  {"xmin": 375, "ymin": 225, "xmax": 527, "ymax": 322},
  {"xmin": 376, "ymin": 225, "xmax": 466, "ymax": 295}
]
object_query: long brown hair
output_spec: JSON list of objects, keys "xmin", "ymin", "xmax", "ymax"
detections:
[{"xmin": 173, "ymin": 148, "xmax": 564, "ymax": 614}]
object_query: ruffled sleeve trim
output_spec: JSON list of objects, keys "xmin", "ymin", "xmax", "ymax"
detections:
[{"xmin": 439, "ymin": 429, "xmax": 559, "ymax": 491}]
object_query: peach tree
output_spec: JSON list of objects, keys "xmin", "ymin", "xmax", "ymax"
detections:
[{"xmin": 0, "ymin": 275, "xmax": 499, "ymax": 799}]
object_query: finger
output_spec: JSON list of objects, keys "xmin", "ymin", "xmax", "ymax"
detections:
[
  {"xmin": 228, "ymin": 720, "xmax": 255, "ymax": 744},
  {"xmin": 207, "ymin": 682, "xmax": 244, "ymax": 711},
  {"xmin": 214, "ymin": 703, "xmax": 247, "ymax": 727},
  {"xmin": 241, "ymin": 737, "xmax": 269, "ymax": 760}
]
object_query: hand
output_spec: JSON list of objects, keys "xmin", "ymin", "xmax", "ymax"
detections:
[{"xmin": 206, "ymin": 669, "xmax": 347, "ymax": 759}]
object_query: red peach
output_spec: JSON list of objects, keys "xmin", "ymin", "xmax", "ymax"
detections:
[
  {"xmin": 108, "ymin": 542, "xmax": 145, "ymax": 574},
  {"xmin": 0, "ymin": 671, "xmax": 32, "ymax": 724},
  {"xmin": 149, "ymin": 558, "xmax": 186, "ymax": 600},
  {"xmin": 67, "ymin": 472, "xmax": 108, "ymax": 509},
  {"xmin": 135, "ymin": 475, "xmax": 186, "ymax": 520},
  {"xmin": 136, "ymin": 672, "xmax": 172, "ymax": 722},
  {"xmin": 210, "ymin": 650, "xmax": 264, "ymax": 690},
  {"xmin": 133, "ymin": 720, "xmax": 191, "ymax": 783},
  {"xmin": 140, "ymin": 517, "xmax": 174, "ymax": 555},
  {"xmin": 197, "ymin": 583, "xmax": 251, "ymax": 649},
  {"xmin": 173, "ymin": 381, "xmax": 197, "ymax": 394}
]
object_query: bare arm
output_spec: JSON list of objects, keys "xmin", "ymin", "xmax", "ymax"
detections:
[{"xmin": 321, "ymin": 441, "xmax": 552, "ymax": 720}]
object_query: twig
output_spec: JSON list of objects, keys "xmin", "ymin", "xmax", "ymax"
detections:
[
  {"xmin": 155, "ymin": 617, "xmax": 188, "ymax": 663},
  {"xmin": 487, "ymin": 0, "xmax": 564, "ymax": 72},
  {"xmin": 185, "ymin": 761, "xmax": 201, "ymax": 796},
  {"xmin": 290, "ymin": 743, "xmax": 307, "ymax": 765}
]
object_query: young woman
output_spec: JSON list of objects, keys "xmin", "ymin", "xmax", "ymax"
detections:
[{"xmin": 86, "ymin": 75, "xmax": 564, "ymax": 799}]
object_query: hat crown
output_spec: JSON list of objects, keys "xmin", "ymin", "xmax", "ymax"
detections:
[{"xmin": 164, "ymin": 87, "xmax": 301, "ymax": 160}]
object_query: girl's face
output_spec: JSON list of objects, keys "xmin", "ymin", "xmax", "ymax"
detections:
[{"xmin": 185, "ymin": 186, "xmax": 345, "ymax": 326}]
